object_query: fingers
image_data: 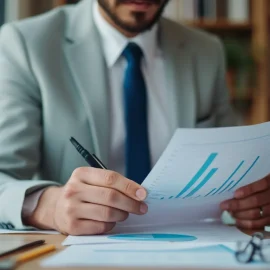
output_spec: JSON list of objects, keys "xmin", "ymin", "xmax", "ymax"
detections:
[
  {"xmin": 232, "ymin": 208, "xmax": 262, "ymax": 220},
  {"xmin": 64, "ymin": 184, "xmax": 148, "ymax": 215},
  {"xmin": 71, "ymin": 167, "xmax": 147, "ymax": 201},
  {"xmin": 221, "ymin": 189, "xmax": 270, "ymax": 212},
  {"xmin": 63, "ymin": 219, "xmax": 116, "ymax": 236},
  {"xmin": 236, "ymin": 217, "xmax": 270, "ymax": 230},
  {"xmin": 234, "ymin": 175, "xmax": 270, "ymax": 199},
  {"xmin": 232, "ymin": 204, "xmax": 270, "ymax": 220},
  {"xmin": 74, "ymin": 203, "xmax": 129, "ymax": 222}
]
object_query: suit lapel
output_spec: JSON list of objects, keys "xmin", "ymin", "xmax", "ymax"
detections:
[
  {"xmin": 64, "ymin": 0, "xmax": 109, "ymax": 165},
  {"xmin": 160, "ymin": 19, "xmax": 197, "ymax": 129}
]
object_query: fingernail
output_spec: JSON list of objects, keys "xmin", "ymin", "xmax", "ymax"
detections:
[
  {"xmin": 234, "ymin": 190, "xmax": 244, "ymax": 199},
  {"xmin": 140, "ymin": 203, "xmax": 148, "ymax": 214},
  {"xmin": 221, "ymin": 202, "xmax": 230, "ymax": 210},
  {"xmin": 136, "ymin": 189, "xmax": 147, "ymax": 200}
]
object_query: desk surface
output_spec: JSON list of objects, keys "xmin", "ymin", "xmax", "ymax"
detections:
[{"xmin": 1, "ymin": 231, "xmax": 270, "ymax": 270}]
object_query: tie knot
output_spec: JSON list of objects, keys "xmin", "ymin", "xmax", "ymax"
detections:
[{"xmin": 122, "ymin": 42, "xmax": 144, "ymax": 63}]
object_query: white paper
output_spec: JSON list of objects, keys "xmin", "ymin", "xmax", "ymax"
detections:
[
  {"xmin": 119, "ymin": 122, "xmax": 270, "ymax": 228},
  {"xmin": 63, "ymin": 223, "xmax": 249, "ymax": 246},
  {"xmin": 0, "ymin": 229, "xmax": 59, "ymax": 235},
  {"xmin": 42, "ymin": 244, "xmax": 269, "ymax": 268},
  {"xmin": 88, "ymin": 242, "xmax": 232, "ymax": 251}
]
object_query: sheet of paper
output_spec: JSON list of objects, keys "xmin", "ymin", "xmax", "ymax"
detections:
[
  {"xmin": 42, "ymin": 244, "xmax": 269, "ymax": 268},
  {"xmin": 86, "ymin": 242, "xmax": 233, "ymax": 251},
  {"xmin": 62, "ymin": 223, "xmax": 250, "ymax": 246},
  {"xmin": 0, "ymin": 229, "xmax": 59, "ymax": 235},
  {"xmin": 119, "ymin": 122, "xmax": 270, "ymax": 228}
]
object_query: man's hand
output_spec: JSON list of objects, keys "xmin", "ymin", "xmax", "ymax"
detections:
[
  {"xmin": 220, "ymin": 175, "xmax": 270, "ymax": 229},
  {"xmin": 25, "ymin": 168, "xmax": 148, "ymax": 235}
]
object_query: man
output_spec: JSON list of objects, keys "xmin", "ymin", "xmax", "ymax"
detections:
[{"xmin": 0, "ymin": 0, "xmax": 269, "ymax": 235}]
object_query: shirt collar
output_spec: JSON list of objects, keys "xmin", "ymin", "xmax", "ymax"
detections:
[{"xmin": 93, "ymin": 0, "xmax": 159, "ymax": 68}]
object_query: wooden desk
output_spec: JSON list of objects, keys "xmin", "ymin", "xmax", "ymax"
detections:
[{"xmin": 1, "ymin": 231, "xmax": 270, "ymax": 270}]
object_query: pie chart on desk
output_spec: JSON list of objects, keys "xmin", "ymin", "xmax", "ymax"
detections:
[{"xmin": 108, "ymin": 234, "xmax": 197, "ymax": 242}]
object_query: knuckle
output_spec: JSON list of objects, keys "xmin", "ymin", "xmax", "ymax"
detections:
[
  {"xmin": 124, "ymin": 181, "xmax": 134, "ymax": 194},
  {"xmin": 65, "ymin": 202, "xmax": 76, "ymax": 217},
  {"xmin": 246, "ymin": 221, "xmax": 255, "ymax": 230},
  {"xmin": 72, "ymin": 167, "xmax": 84, "ymax": 179},
  {"xmin": 104, "ymin": 171, "xmax": 118, "ymax": 187},
  {"xmin": 63, "ymin": 183, "xmax": 77, "ymax": 199},
  {"xmin": 252, "ymin": 196, "xmax": 260, "ymax": 206},
  {"xmin": 106, "ymin": 189, "xmax": 118, "ymax": 204},
  {"xmin": 102, "ymin": 207, "xmax": 114, "ymax": 221}
]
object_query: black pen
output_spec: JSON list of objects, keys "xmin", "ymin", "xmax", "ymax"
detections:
[{"xmin": 70, "ymin": 137, "xmax": 107, "ymax": 169}]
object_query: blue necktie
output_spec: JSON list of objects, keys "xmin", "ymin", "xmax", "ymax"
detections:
[{"xmin": 122, "ymin": 43, "xmax": 151, "ymax": 184}]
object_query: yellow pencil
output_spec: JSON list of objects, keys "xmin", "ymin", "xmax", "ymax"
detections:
[{"xmin": 0, "ymin": 244, "xmax": 56, "ymax": 270}]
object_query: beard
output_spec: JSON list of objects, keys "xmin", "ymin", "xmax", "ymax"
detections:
[{"xmin": 97, "ymin": 0, "xmax": 169, "ymax": 34}]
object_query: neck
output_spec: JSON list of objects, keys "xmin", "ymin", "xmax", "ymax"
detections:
[{"xmin": 98, "ymin": 5, "xmax": 139, "ymax": 38}]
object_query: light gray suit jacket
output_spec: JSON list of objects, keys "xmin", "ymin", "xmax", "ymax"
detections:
[{"xmin": 0, "ymin": 0, "xmax": 234, "ymax": 229}]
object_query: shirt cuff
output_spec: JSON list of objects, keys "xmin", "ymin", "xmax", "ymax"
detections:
[{"xmin": 22, "ymin": 187, "xmax": 48, "ymax": 223}]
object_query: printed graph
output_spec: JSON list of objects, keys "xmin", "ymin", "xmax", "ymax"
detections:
[
  {"xmin": 108, "ymin": 234, "xmax": 197, "ymax": 242},
  {"xmin": 159, "ymin": 153, "xmax": 260, "ymax": 200}
]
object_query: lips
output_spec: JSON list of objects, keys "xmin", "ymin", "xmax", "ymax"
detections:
[
  {"xmin": 122, "ymin": 0, "xmax": 158, "ymax": 3},
  {"xmin": 120, "ymin": 0, "xmax": 158, "ymax": 11}
]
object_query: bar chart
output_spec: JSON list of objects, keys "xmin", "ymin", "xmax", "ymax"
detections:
[{"xmin": 158, "ymin": 153, "xmax": 260, "ymax": 200}]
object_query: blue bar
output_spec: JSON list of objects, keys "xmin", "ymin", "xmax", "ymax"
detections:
[
  {"xmin": 212, "ymin": 161, "xmax": 244, "ymax": 195},
  {"xmin": 204, "ymin": 188, "xmax": 216, "ymax": 197},
  {"xmin": 184, "ymin": 168, "xmax": 218, "ymax": 198},
  {"xmin": 228, "ymin": 156, "xmax": 260, "ymax": 191},
  {"xmin": 218, "ymin": 180, "xmax": 234, "ymax": 194},
  {"xmin": 176, "ymin": 153, "xmax": 218, "ymax": 198},
  {"xmin": 169, "ymin": 196, "xmax": 174, "ymax": 199}
]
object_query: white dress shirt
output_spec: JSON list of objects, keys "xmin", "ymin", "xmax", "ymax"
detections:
[{"xmin": 93, "ymin": 1, "xmax": 173, "ymax": 175}]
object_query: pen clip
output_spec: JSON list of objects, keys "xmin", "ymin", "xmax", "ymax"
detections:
[{"xmin": 92, "ymin": 154, "xmax": 107, "ymax": 169}]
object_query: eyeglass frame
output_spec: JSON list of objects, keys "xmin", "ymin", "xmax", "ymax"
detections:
[{"xmin": 235, "ymin": 232, "xmax": 269, "ymax": 263}]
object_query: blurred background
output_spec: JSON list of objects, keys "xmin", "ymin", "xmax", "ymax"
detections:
[{"xmin": 0, "ymin": 0, "xmax": 269, "ymax": 126}]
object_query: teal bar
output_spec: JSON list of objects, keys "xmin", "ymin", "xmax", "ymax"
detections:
[
  {"xmin": 204, "ymin": 188, "xmax": 216, "ymax": 197},
  {"xmin": 218, "ymin": 180, "xmax": 234, "ymax": 194},
  {"xmin": 212, "ymin": 161, "xmax": 244, "ymax": 195},
  {"xmin": 184, "ymin": 168, "xmax": 218, "ymax": 198},
  {"xmin": 176, "ymin": 153, "xmax": 218, "ymax": 198},
  {"xmin": 228, "ymin": 156, "xmax": 260, "ymax": 191},
  {"xmin": 169, "ymin": 196, "xmax": 174, "ymax": 199}
]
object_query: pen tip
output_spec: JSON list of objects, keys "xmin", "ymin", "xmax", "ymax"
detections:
[{"xmin": 70, "ymin": 137, "xmax": 77, "ymax": 146}]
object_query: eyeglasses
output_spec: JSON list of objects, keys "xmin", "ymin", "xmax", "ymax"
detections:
[{"xmin": 235, "ymin": 232, "xmax": 270, "ymax": 263}]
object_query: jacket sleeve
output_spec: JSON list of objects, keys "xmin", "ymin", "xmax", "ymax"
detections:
[{"xmin": 0, "ymin": 23, "xmax": 59, "ymax": 229}]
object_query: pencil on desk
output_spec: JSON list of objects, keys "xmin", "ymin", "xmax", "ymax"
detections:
[
  {"xmin": 0, "ymin": 244, "xmax": 56, "ymax": 270},
  {"xmin": 16, "ymin": 244, "xmax": 56, "ymax": 263}
]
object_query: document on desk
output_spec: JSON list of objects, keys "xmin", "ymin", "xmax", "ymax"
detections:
[
  {"xmin": 62, "ymin": 222, "xmax": 249, "ymax": 245},
  {"xmin": 63, "ymin": 122, "xmax": 270, "ymax": 246},
  {"xmin": 42, "ymin": 244, "xmax": 270, "ymax": 268}
]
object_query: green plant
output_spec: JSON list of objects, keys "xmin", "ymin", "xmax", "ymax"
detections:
[{"xmin": 223, "ymin": 39, "xmax": 255, "ymax": 98}]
